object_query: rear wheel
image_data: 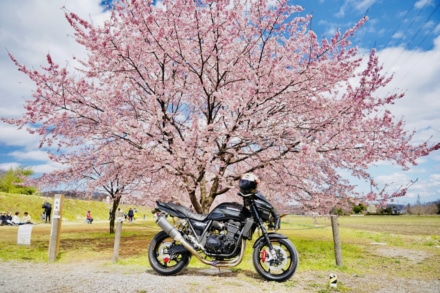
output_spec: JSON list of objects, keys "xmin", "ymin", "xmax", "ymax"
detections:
[
  {"xmin": 252, "ymin": 237, "xmax": 298, "ymax": 282},
  {"xmin": 148, "ymin": 231, "xmax": 191, "ymax": 276}
]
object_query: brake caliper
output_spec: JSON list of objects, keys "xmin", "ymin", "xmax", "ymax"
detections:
[{"xmin": 261, "ymin": 249, "xmax": 267, "ymax": 262}]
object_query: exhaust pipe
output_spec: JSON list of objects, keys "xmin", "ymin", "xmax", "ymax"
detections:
[
  {"xmin": 156, "ymin": 216, "xmax": 186, "ymax": 241},
  {"xmin": 156, "ymin": 215, "xmax": 245, "ymax": 267}
]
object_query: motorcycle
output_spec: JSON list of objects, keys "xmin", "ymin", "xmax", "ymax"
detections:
[{"xmin": 148, "ymin": 192, "xmax": 299, "ymax": 282}]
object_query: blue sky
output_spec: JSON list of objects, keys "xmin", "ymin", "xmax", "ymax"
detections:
[{"xmin": 0, "ymin": 0, "xmax": 439, "ymax": 204}]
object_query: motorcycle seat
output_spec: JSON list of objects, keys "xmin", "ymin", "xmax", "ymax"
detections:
[{"xmin": 158, "ymin": 201, "xmax": 208, "ymax": 221}]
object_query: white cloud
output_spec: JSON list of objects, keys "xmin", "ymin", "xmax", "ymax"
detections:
[
  {"xmin": 335, "ymin": 0, "xmax": 378, "ymax": 18},
  {"xmin": 376, "ymin": 172, "xmax": 412, "ymax": 187},
  {"xmin": 375, "ymin": 36, "xmax": 440, "ymax": 144},
  {"xmin": 392, "ymin": 31, "xmax": 405, "ymax": 40},
  {"xmin": 353, "ymin": 0, "xmax": 377, "ymax": 12},
  {"xmin": 8, "ymin": 150, "xmax": 49, "ymax": 162},
  {"xmin": 0, "ymin": 0, "xmax": 106, "ymax": 119},
  {"xmin": 0, "ymin": 124, "xmax": 39, "ymax": 147},
  {"xmin": 0, "ymin": 162, "xmax": 20, "ymax": 171},
  {"xmin": 317, "ymin": 20, "xmax": 338, "ymax": 37},
  {"xmin": 404, "ymin": 173, "xmax": 440, "ymax": 202},
  {"xmin": 374, "ymin": 171, "xmax": 439, "ymax": 203},
  {"xmin": 0, "ymin": 161, "xmax": 63, "ymax": 174},
  {"xmin": 414, "ymin": 0, "xmax": 435, "ymax": 9},
  {"xmin": 428, "ymin": 174, "xmax": 440, "ymax": 186},
  {"xmin": 29, "ymin": 162, "xmax": 65, "ymax": 174}
]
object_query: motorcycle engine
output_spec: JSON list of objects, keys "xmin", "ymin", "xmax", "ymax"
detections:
[{"xmin": 205, "ymin": 220, "xmax": 241, "ymax": 254}]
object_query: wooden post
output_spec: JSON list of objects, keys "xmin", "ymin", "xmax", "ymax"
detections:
[
  {"xmin": 112, "ymin": 210, "xmax": 124, "ymax": 262},
  {"xmin": 331, "ymin": 215, "xmax": 343, "ymax": 266},
  {"xmin": 48, "ymin": 194, "xmax": 64, "ymax": 261}
]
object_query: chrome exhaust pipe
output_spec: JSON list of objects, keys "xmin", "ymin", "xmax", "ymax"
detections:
[{"xmin": 156, "ymin": 215, "xmax": 246, "ymax": 267}]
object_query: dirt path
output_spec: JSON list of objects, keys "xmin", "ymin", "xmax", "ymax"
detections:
[{"xmin": 1, "ymin": 258, "xmax": 438, "ymax": 293}]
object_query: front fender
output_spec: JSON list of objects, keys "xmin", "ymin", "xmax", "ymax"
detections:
[{"xmin": 252, "ymin": 233, "xmax": 288, "ymax": 248}]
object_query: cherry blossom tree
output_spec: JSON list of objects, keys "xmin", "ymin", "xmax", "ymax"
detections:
[
  {"xmin": 4, "ymin": 0, "xmax": 438, "ymax": 214},
  {"xmin": 34, "ymin": 139, "xmax": 158, "ymax": 233}
]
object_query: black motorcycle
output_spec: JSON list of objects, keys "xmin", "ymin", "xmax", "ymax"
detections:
[{"xmin": 148, "ymin": 192, "xmax": 299, "ymax": 282}]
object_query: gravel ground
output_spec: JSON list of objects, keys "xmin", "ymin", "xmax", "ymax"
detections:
[{"xmin": 1, "ymin": 259, "xmax": 439, "ymax": 293}]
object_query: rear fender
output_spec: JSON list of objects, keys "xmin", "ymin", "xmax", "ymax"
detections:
[{"xmin": 156, "ymin": 201, "xmax": 187, "ymax": 218}]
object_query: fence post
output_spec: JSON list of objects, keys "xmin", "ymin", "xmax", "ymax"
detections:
[
  {"xmin": 48, "ymin": 194, "xmax": 64, "ymax": 261},
  {"xmin": 331, "ymin": 215, "xmax": 343, "ymax": 266},
  {"xmin": 112, "ymin": 210, "xmax": 124, "ymax": 262}
]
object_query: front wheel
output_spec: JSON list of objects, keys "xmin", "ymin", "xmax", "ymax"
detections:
[
  {"xmin": 252, "ymin": 237, "xmax": 298, "ymax": 282},
  {"xmin": 148, "ymin": 231, "xmax": 191, "ymax": 276}
]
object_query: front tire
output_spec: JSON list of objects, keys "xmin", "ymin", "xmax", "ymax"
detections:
[
  {"xmin": 252, "ymin": 237, "xmax": 298, "ymax": 282},
  {"xmin": 148, "ymin": 231, "xmax": 191, "ymax": 276}
]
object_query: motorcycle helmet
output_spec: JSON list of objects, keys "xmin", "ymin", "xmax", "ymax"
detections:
[{"xmin": 239, "ymin": 173, "xmax": 259, "ymax": 195}]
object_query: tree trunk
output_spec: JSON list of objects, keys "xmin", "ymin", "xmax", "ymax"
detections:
[
  {"xmin": 109, "ymin": 196, "xmax": 121, "ymax": 234},
  {"xmin": 189, "ymin": 176, "xmax": 219, "ymax": 214}
]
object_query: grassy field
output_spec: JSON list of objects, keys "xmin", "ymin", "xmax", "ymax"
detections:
[
  {"xmin": 1, "ymin": 192, "xmax": 439, "ymax": 291},
  {"xmin": 0, "ymin": 192, "xmax": 152, "ymax": 223}
]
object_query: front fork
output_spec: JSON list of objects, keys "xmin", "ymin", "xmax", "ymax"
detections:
[{"xmin": 251, "ymin": 204, "xmax": 277, "ymax": 259}]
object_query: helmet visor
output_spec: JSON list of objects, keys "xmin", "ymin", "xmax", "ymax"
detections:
[{"xmin": 239, "ymin": 179, "xmax": 257, "ymax": 195}]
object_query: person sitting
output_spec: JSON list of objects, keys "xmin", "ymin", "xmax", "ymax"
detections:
[
  {"xmin": 21, "ymin": 211, "xmax": 33, "ymax": 224},
  {"xmin": 0, "ymin": 211, "xmax": 7, "ymax": 225},
  {"xmin": 5, "ymin": 211, "xmax": 13, "ymax": 225},
  {"xmin": 11, "ymin": 212, "xmax": 22, "ymax": 225},
  {"xmin": 86, "ymin": 211, "xmax": 93, "ymax": 224}
]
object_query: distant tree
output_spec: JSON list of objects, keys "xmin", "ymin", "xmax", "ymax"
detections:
[
  {"xmin": 0, "ymin": 167, "xmax": 37, "ymax": 195},
  {"xmin": 408, "ymin": 203, "xmax": 439, "ymax": 215},
  {"xmin": 330, "ymin": 207, "xmax": 344, "ymax": 216},
  {"xmin": 3, "ymin": 0, "xmax": 439, "ymax": 214},
  {"xmin": 35, "ymin": 142, "xmax": 144, "ymax": 234},
  {"xmin": 381, "ymin": 206, "xmax": 393, "ymax": 215},
  {"xmin": 352, "ymin": 203, "xmax": 366, "ymax": 214},
  {"xmin": 425, "ymin": 204, "xmax": 439, "ymax": 215}
]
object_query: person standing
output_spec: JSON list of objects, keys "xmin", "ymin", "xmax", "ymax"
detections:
[
  {"xmin": 42, "ymin": 201, "xmax": 52, "ymax": 223},
  {"xmin": 127, "ymin": 208, "xmax": 134, "ymax": 222}
]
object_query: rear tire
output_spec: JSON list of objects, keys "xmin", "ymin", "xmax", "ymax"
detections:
[
  {"xmin": 252, "ymin": 237, "xmax": 298, "ymax": 282},
  {"xmin": 148, "ymin": 231, "xmax": 191, "ymax": 276}
]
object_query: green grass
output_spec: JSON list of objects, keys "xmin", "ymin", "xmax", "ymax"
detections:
[{"xmin": 282, "ymin": 215, "xmax": 440, "ymax": 279}]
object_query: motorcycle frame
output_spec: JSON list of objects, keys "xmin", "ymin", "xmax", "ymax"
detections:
[{"xmin": 154, "ymin": 195, "xmax": 279, "ymax": 267}]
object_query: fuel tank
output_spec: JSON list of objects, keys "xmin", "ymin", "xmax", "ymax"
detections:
[{"xmin": 207, "ymin": 202, "xmax": 251, "ymax": 221}]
